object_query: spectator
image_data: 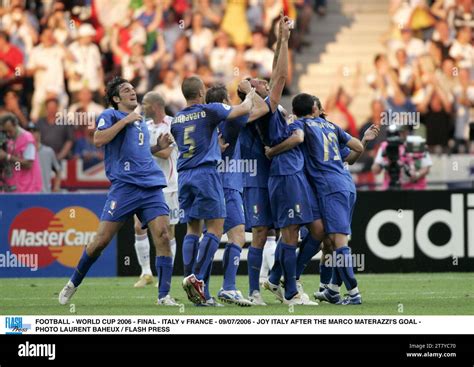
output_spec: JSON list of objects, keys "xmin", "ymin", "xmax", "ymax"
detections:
[
  {"xmin": 449, "ymin": 26, "xmax": 474, "ymax": 70},
  {"xmin": 389, "ymin": 27, "xmax": 425, "ymax": 65},
  {"xmin": 0, "ymin": 30, "xmax": 24, "ymax": 91},
  {"xmin": 221, "ymin": 0, "xmax": 252, "ymax": 51},
  {"xmin": 171, "ymin": 35, "xmax": 197, "ymax": 79},
  {"xmin": 67, "ymin": 23, "xmax": 104, "ymax": 102},
  {"xmin": 244, "ymin": 29, "xmax": 274, "ymax": 79},
  {"xmin": 27, "ymin": 28, "xmax": 70, "ymax": 121},
  {"xmin": 68, "ymin": 88, "xmax": 104, "ymax": 139},
  {"xmin": 0, "ymin": 113, "xmax": 42, "ymax": 193},
  {"xmin": 27, "ymin": 122, "xmax": 61, "ymax": 193},
  {"xmin": 189, "ymin": 11, "xmax": 214, "ymax": 63},
  {"xmin": 452, "ymin": 68, "xmax": 474, "ymax": 152},
  {"xmin": 3, "ymin": 90, "xmax": 28, "ymax": 127},
  {"xmin": 209, "ymin": 31, "xmax": 237, "ymax": 83},
  {"xmin": 153, "ymin": 69, "xmax": 186, "ymax": 115},
  {"xmin": 36, "ymin": 98, "xmax": 74, "ymax": 160}
]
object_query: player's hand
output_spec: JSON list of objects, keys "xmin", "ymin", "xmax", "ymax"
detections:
[
  {"xmin": 245, "ymin": 87, "xmax": 256, "ymax": 108},
  {"xmin": 364, "ymin": 124, "xmax": 380, "ymax": 141},
  {"xmin": 281, "ymin": 15, "xmax": 293, "ymax": 41},
  {"xmin": 125, "ymin": 112, "xmax": 141, "ymax": 124},
  {"xmin": 264, "ymin": 146, "xmax": 273, "ymax": 159},
  {"xmin": 157, "ymin": 132, "xmax": 174, "ymax": 150},
  {"xmin": 218, "ymin": 133, "xmax": 229, "ymax": 153},
  {"xmin": 238, "ymin": 79, "xmax": 251, "ymax": 94}
]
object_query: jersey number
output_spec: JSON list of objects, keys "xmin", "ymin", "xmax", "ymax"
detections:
[
  {"xmin": 138, "ymin": 132, "xmax": 144, "ymax": 146},
  {"xmin": 183, "ymin": 125, "xmax": 196, "ymax": 158},
  {"xmin": 322, "ymin": 132, "xmax": 341, "ymax": 162}
]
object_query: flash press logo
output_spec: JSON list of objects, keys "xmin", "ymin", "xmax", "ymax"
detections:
[
  {"xmin": 18, "ymin": 341, "xmax": 56, "ymax": 361},
  {"xmin": 5, "ymin": 317, "xmax": 31, "ymax": 334}
]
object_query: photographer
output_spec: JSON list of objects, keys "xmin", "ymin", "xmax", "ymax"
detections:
[
  {"xmin": 0, "ymin": 113, "xmax": 42, "ymax": 193},
  {"xmin": 371, "ymin": 125, "xmax": 432, "ymax": 190}
]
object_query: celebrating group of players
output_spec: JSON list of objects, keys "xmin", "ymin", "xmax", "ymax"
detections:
[{"xmin": 58, "ymin": 14, "xmax": 379, "ymax": 307}]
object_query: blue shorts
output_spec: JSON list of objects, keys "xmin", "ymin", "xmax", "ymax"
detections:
[
  {"xmin": 242, "ymin": 187, "xmax": 274, "ymax": 231},
  {"xmin": 101, "ymin": 182, "xmax": 169, "ymax": 229},
  {"xmin": 223, "ymin": 188, "xmax": 245, "ymax": 233},
  {"xmin": 318, "ymin": 191, "xmax": 356, "ymax": 235},
  {"xmin": 268, "ymin": 171, "xmax": 319, "ymax": 229},
  {"xmin": 178, "ymin": 166, "xmax": 226, "ymax": 223}
]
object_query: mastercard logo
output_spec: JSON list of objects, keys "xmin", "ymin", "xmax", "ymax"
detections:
[{"xmin": 8, "ymin": 207, "xmax": 99, "ymax": 269}]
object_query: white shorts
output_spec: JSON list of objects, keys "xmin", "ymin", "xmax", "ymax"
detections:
[{"xmin": 165, "ymin": 191, "xmax": 180, "ymax": 225}]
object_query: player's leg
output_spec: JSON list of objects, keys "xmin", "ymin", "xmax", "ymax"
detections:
[
  {"xmin": 58, "ymin": 220, "xmax": 124, "ymax": 304},
  {"xmin": 165, "ymin": 190, "xmax": 180, "ymax": 264},
  {"xmin": 169, "ymin": 224, "xmax": 176, "ymax": 263},
  {"xmin": 133, "ymin": 215, "xmax": 154, "ymax": 288},
  {"xmin": 259, "ymin": 229, "xmax": 277, "ymax": 285},
  {"xmin": 317, "ymin": 191, "xmax": 361, "ymax": 305},
  {"xmin": 147, "ymin": 214, "xmax": 178, "ymax": 306},
  {"xmin": 278, "ymin": 224, "xmax": 300, "ymax": 302}
]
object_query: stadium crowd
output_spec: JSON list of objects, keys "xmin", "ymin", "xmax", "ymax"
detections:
[
  {"xmin": 0, "ymin": 0, "xmax": 473, "ymax": 193},
  {"xmin": 0, "ymin": 0, "xmax": 321, "ymax": 192}
]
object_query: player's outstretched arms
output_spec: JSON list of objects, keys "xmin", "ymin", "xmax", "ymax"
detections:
[
  {"xmin": 344, "ymin": 124, "xmax": 379, "ymax": 164},
  {"xmin": 264, "ymin": 129, "xmax": 304, "ymax": 159},
  {"xmin": 94, "ymin": 112, "xmax": 140, "ymax": 148},
  {"xmin": 227, "ymin": 88, "xmax": 256, "ymax": 120}
]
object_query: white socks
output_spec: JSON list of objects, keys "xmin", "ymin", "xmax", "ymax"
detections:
[
  {"xmin": 170, "ymin": 237, "xmax": 176, "ymax": 264},
  {"xmin": 134, "ymin": 234, "xmax": 152, "ymax": 276},
  {"xmin": 259, "ymin": 236, "xmax": 277, "ymax": 282}
]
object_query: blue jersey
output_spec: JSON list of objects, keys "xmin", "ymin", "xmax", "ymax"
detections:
[
  {"xmin": 171, "ymin": 103, "xmax": 232, "ymax": 171},
  {"xmin": 239, "ymin": 119, "xmax": 270, "ymax": 188},
  {"xmin": 259, "ymin": 98, "xmax": 304, "ymax": 176},
  {"xmin": 294, "ymin": 116, "xmax": 356, "ymax": 194},
  {"xmin": 96, "ymin": 108, "xmax": 166, "ymax": 188},
  {"xmin": 218, "ymin": 115, "xmax": 248, "ymax": 192}
]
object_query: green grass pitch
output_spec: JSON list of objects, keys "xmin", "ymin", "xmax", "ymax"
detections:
[{"xmin": 0, "ymin": 273, "xmax": 473, "ymax": 315}]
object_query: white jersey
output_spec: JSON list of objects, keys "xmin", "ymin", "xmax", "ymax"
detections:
[{"xmin": 147, "ymin": 116, "xmax": 178, "ymax": 193}]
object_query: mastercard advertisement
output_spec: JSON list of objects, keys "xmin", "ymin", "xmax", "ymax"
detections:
[{"xmin": 0, "ymin": 194, "xmax": 116, "ymax": 277}]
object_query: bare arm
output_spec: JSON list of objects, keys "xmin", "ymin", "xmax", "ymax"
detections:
[
  {"xmin": 269, "ymin": 12, "xmax": 283, "ymax": 90},
  {"xmin": 265, "ymin": 129, "xmax": 304, "ymax": 159},
  {"xmin": 57, "ymin": 140, "xmax": 73, "ymax": 161},
  {"xmin": 269, "ymin": 15, "xmax": 291, "ymax": 113},
  {"xmin": 345, "ymin": 124, "xmax": 380, "ymax": 164},
  {"xmin": 150, "ymin": 133, "xmax": 174, "ymax": 155},
  {"xmin": 94, "ymin": 112, "xmax": 139, "ymax": 148},
  {"xmin": 227, "ymin": 88, "xmax": 255, "ymax": 120},
  {"xmin": 154, "ymin": 146, "xmax": 173, "ymax": 159}
]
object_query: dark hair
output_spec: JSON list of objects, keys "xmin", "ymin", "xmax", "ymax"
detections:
[
  {"xmin": 0, "ymin": 30, "xmax": 9, "ymax": 42},
  {"xmin": 105, "ymin": 76, "xmax": 129, "ymax": 109},
  {"xmin": 0, "ymin": 113, "xmax": 19, "ymax": 127},
  {"xmin": 313, "ymin": 95, "xmax": 327, "ymax": 118},
  {"xmin": 292, "ymin": 93, "xmax": 316, "ymax": 117},
  {"xmin": 205, "ymin": 84, "xmax": 228, "ymax": 104},
  {"xmin": 181, "ymin": 76, "xmax": 204, "ymax": 101},
  {"xmin": 374, "ymin": 53, "xmax": 385, "ymax": 64}
]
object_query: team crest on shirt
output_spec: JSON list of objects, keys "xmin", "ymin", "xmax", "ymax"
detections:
[
  {"xmin": 110, "ymin": 201, "xmax": 117, "ymax": 210},
  {"xmin": 222, "ymin": 103, "xmax": 231, "ymax": 110},
  {"xmin": 97, "ymin": 118, "xmax": 105, "ymax": 128}
]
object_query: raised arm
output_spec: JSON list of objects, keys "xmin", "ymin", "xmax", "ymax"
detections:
[
  {"xmin": 344, "ymin": 124, "xmax": 380, "ymax": 164},
  {"xmin": 268, "ymin": 15, "xmax": 291, "ymax": 113},
  {"xmin": 269, "ymin": 11, "xmax": 283, "ymax": 90}
]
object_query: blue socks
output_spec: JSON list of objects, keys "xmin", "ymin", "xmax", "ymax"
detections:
[
  {"xmin": 182, "ymin": 234, "xmax": 199, "ymax": 276},
  {"xmin": 70, "ymin": 250, "xmax": 99, "ymax": 287},
  {"xmin": 247, "ymin": 246, "xmax": 263, "ymax": 294},
  {"xmin": 156, "ymin": 256, "xmax": 173, "ymax": 299},
  {"xmin": 280, "ymin": 242, "xmax": 298, "ymax": 300},
  {"xmin": 319, "ymin": 261, "xmax": 332, "ymax": 285},
  {"xmin": 335, "ymin": 246, "xmax": 358, "ymax": 291},
  {"xmin": 296, "ymin": 233, "xmax": 321, "ymax": 280},
  {"xmin": 222, "ymin": 243, "xmax": 241, "ymax": 291},
  {"xmin": 268, "ymin": 240, "xmax": 283, "ymax": 285},
  {"xmin": 193, "ymin": 232, "xmax": 219, "ymax": 281}
]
